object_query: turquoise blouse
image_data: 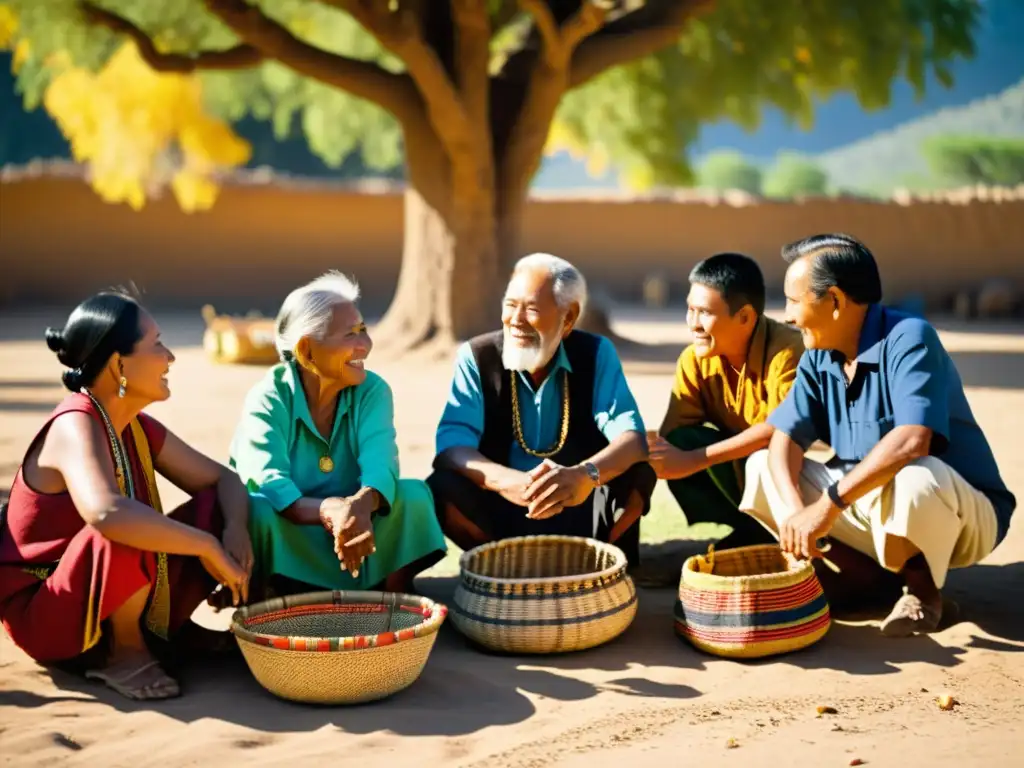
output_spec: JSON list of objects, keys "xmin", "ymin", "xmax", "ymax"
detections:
[{"xmin": 229, "ymin": 362, "xmax": 400, "ymax": 512}]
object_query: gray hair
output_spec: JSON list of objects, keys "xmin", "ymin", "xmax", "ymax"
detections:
[
  {"xmin": 511, "ymin": 252, "xmax": 588, "ymax": 315},
  {"xmin": 274, "ymin": 271, "xmax": 361, "ymax": 361}
]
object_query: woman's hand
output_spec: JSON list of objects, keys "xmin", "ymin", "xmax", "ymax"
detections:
[
  {"xmin": 199, "ymin": 536, "xmax": 249, "ymax": 606},
  {"xmin": 222, "ymin": 522, "xmax": 255, "ymax": 578},
  {"xmin": 320, "ymin": 495, "xmax": 376, "ymax": 577}
]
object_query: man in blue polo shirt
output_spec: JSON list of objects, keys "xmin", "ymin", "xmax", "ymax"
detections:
[
  {"xmin": 740, "ymin": 234, "xmax": 1015, "ymax": 637},
  {"xmin": 427, "ymin": 253, "xmax": 655, "ymax": 564}
]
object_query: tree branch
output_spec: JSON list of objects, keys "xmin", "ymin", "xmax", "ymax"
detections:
[
  {"xmin": 518, "ymin": 0, "xmax": 561, "ymax": 61},
  {"xmin": 518, "ymin": 0, "xmax": 609, "ymax": 67},
  {"xmin": 80, "ymin": 2, "xmax": 262, "ymax": 73},
  {"xmin": 202, "ymin": 0, "xmax": 417, "ymax": 121},
  {"xmin": 492, "ymin": 0, "xmax": 522, "ymax": 33},
  {"xmin": 451, "ymin": 1, "xmax": 493, "ymax": 167},
  {"xmin": 500, "ymin": 1, "xmax": 610, "ymax": 206},
  {"xmin": 325, "ymin": 1, "xmax": 478, "ymax": 161},
  {"xmin": 570, "ymin": 0, "xmax": 715, "ymax": 88}
]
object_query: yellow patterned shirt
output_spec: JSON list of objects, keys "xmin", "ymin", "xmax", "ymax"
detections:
[{"xmin": 659, "ymin": 316, "xmax": 804, "ymax": 437}]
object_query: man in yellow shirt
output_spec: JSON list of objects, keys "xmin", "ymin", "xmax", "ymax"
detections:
[{"xmin": 649, "ymin": 252, "xmax": 804, "ymax": 554}]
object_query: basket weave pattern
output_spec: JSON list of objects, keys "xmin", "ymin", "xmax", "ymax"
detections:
[
  {"xmin": 451, "ymin": 535, "xmax": 637, "ymax": 654},
  {"xmin": 674, "ymin": 544, "xmax": 830, "ymax": 659},
  {"xmin": 232, "ymin": 590, "xmax": 446, "ymax": 704}
]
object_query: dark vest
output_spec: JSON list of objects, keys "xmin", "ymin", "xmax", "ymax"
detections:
[{"xmin": 470, "ymin": 330, "xmax": 608, "ymax": 466}]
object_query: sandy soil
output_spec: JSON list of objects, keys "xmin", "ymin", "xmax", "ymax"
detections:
[{"xmin": 1, "ymin": 308, "xmax": 1023, "ymax": 768}]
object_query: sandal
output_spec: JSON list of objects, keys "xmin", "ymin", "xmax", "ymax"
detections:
[
  {"xmin": 879, "ymin": 589, "xmax": 944, "ymax": 638},
  {"xmin": 85, "ymin": 657, "xmax": 181, "ymax": 701}
]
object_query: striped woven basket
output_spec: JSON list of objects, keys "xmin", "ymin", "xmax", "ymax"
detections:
[
  {"xmin": 674, "ymin": 544, "xmax": 831, "ymax": 659},
  {"xmin": 231, "ymin": 590, "xmax": 446, "ymax": 704},
  {"xmin": 451, "ymin": 535, "xmax": 637, "ymax": 654}
]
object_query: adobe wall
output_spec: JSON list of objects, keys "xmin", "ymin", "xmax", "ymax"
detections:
[{"xmin": 2, "ymin": 175, "xmax": 1022, "ymax": 313}]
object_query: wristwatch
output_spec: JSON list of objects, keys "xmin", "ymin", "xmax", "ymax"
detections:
[
  {"xmin": 826, "ymin": 481, "xmax": 847, "ymax": 510},
  {"xmin": 581, "ymin": 461, "xmax": 601, "ymax": 486}
]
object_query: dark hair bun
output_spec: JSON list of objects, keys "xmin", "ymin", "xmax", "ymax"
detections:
[
  {"xmin": 45, "ymin": 327, "xmax": 65, "ymax": 354},
  {"xmin": 61, "ymin": 368, "xmax": 85, "ymax": 392}
]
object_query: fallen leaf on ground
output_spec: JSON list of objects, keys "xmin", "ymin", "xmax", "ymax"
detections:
[
  {"xmin": 937, "ymin": 694, "xmax": 958, "ymax": 711},
  {"xmin": 725, "ymin": 738, "xmax": 739, "ymax": 749},
  {"xmin": 816, "ymin": 705, "xmax": 838, "ymax": 716}
]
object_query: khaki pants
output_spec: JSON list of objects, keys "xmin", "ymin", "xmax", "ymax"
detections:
[{"xmin": 739, "ymin": 451, "xmax": 999, "ymax": 588}]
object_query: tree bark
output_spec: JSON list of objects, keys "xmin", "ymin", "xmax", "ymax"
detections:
[{"xmin": 372, "ymin": 115, "xmax": 505, "ymax": 353}]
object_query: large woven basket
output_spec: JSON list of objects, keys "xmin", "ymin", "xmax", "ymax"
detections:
[
  {"xmin": 231, "ymin": 590, "xmax": 446, "ymax": 704},
  {"xmin": 451, "ymin": 535, "xmax": 637, "ymax": 654},
  {"xmin": 674, "ymin": 544, "xmax": 831, "ymax": 659}
]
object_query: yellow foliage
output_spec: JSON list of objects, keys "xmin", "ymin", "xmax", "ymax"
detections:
[
  {"xmin": 43, "ymin": 41, "xmax": 250, "ymax": 212},
  {"xmin": 44, "ymin": 50, "xmax": 73, "ymax": 71},
  {"xmin": 0, "ymin": 5, "xmax": 17, "ymax": 50},
  {"xmin": 12, "ymin": 37, "xmax": 28, "ymax": 72},
  {"xmin": 585, "ymin": 143, "xmax": 610, "ymax": 177},
  {"xmin": 544, "ymin": 120, "xmax": 588, "ymax": 159},
  {"xmin": 546, "ymin": 120, "xmax": 613, "ymax": 180}
]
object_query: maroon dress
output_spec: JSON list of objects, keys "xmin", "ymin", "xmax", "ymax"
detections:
[{"xmin": 0, "ymin": 393, "xmax": 222, "ymax": 663}]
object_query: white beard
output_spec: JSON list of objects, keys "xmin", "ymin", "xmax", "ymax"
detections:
[{"xmin": 502, "ymin": 328, "xmax": 552, "ymax": 372}]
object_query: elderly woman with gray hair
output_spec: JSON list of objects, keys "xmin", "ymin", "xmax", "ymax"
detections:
[{"xmin": 229, "ymin": 272, "xmax": 446, "ymax": 597}]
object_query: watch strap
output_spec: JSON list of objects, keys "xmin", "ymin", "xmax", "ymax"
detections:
[{"xmin": 826, "ymin": 481, "xmax": 847, "ymax": 510}]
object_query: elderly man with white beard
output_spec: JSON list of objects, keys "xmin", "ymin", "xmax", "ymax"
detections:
[{"xmin": 427, "ymin": 253, "xmax": 655, "ymax": 564}]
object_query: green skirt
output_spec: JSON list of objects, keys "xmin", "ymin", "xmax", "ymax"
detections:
[{"xmin": 248, "ymin": 478, "xmax": 447, "ymax": 591}]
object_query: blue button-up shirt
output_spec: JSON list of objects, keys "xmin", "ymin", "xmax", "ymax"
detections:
[
  {"xmin": 769, "ymin": 304, "xmax": 1016, "ymax": 544},
  {"xmin": 436, "ymin": 336, "xmax": 645, "ymax": 472}
]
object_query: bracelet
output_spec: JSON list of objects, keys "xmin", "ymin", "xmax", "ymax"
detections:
[{"xmin": 826, "ymin": 481, "xmax": 847, "ymax": 510}]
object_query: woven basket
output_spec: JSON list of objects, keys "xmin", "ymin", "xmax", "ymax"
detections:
[
  {"xmin": 201, "ymin": 305, "xmax": 279, "ymax": 365},
  {"xmin": 674, "ymin": 544, "xmax": 831, "ymax": 659},
  {"xmin": 451, "ymin": 535, "xmax": 637, "ymax": 654},
  {"xmin": 231, "ymin": 590, "xmax": 446, "ymax": 704}
]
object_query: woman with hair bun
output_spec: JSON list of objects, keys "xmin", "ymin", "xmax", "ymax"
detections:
[{"xmin": 0, "ymin": 292, "xmax": 253, "ymax": 701}]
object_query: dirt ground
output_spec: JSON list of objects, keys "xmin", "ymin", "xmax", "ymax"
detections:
[{"xmin": 1, "ymin": 307, "xmax": 1022, "ymax": 768}]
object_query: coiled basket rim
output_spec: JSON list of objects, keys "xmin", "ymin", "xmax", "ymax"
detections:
[
  {"xmin": 230, "ymin": 589, "xmax": 447, "ymax": 652},
  {"xmin": 458, "ymin": 534, "xmax": 628, "ymax": 587},
  {"xmin": 680, "ymin": 543, "xmax": 817, "ymax": 588}
]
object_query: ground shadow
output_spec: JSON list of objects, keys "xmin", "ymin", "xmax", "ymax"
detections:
[
  {"xmin": 769, "ymin": 621, "xmax": 968, "ymax": 675},
  {"xmin": 943, "ymin": 560, "xmax": 1024, "ymax": 642},
  {"xmin": 947, "ymin": 350, "xmax": 1024, "ymax": 391},
  {"xmin": 5, "ymin": 557, "xmax": 1021, "ymax": 734},
  {"xmin": 0, "ymin": 380, "xmax": 59, "ymax": 390},
  {"xmin": 0, "ymin": 305, "xmax": 209, "ymax": 348},
  {"xmin": 0, "ymin": 400, "xmax": 59, "ymax": 414},
  {"xmin": 7, "ymin": 576, "xmax": 701, "ymax": 738}
]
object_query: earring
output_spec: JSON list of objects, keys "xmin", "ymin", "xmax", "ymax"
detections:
[{"xmin": 118, "ymin": 376, "xmax": 127, "ymax": 398}]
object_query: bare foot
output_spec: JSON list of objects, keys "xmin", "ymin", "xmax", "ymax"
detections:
[
  {"xmin": 879, "ymin": 588, "xmax": 944, "ymax": 637},
  {"xmin": 880, "ymin": 554, "xmax": 944, "ymax": 637},
  {"xmin": 85, "ymin": 652, "xmax": 180, "ymax": 701}
]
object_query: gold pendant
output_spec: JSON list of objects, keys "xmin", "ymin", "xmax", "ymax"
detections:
[{"xmin": 318, "ymin": 455, "xmax": 334, "ymax": 473}]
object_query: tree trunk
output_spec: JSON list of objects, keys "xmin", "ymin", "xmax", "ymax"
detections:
[{"xmin": 373, "ymin": 116, "xmax": 514, "ymax": 354}]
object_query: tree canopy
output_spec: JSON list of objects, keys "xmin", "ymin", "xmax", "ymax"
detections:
[
  {"xmin": 696, "ymin": 149, "xmax": 760, "ymax": 194},
  {"xmin": 762, "ymin": 152, "xmax": 829, "ymax": 198},
  {"xmin": 922, "ymin": 135, "xmax": 1024, "ymax": 187},
  {"xmin": 1, "ymin": 0, "xmax": 983, "ymax": 206}
]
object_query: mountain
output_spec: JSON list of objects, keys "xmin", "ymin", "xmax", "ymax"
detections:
[
  {"xmin": 817, "ymin": 77, "xmax": 1024, "ymax": 194},
  {"xmin": 536, "ymin": 0, "xmax": 1024, "ymax": 191}
]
